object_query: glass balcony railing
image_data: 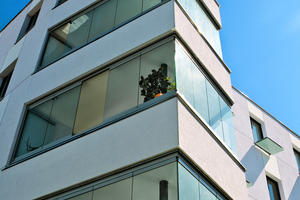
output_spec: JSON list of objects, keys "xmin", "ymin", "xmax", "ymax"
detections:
[{"xmin": 13, "ymin": 39, "xmax": 237, "ymax": 162}]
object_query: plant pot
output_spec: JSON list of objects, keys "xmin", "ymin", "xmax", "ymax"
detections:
[{"xmin": 154, "ymin": 93, "xmax": 164, "ymax": 98}]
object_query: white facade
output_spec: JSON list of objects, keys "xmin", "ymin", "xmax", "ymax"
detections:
[{"xmin": 0, "ymin": 0, "xmax": 299, "ymax": 200}]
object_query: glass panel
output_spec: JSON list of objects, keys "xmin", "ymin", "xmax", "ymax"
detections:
[
  {"xmin": 93, "ymin": 178, "xmax": 132, "ymax": 200},
  {"xmin": 142, "ymin": 0, "xmax": 161, "ymax": 11},
  {"xmin": 139, "ymin": 41, "xmax": 175, "ymax": 104},
  {"xmin": 88, "ymin": 0, "xmax": 117, "ymax": 41},
  {"xmin": 191, "ymin": 63, "xmax": 209, "ymax": 122},
  {"xmin": 256, "ymin": 137, "xmax": 283, "ymax": 155},
  {"xmin": 251, "ymin": 119, "xmax": 263, "ymax": 142},
  {"xmin": 178, "ymin": 163, "xmax": 199, "ymax": 200},
  {"xmin": 267, "ymin": 178, "xmax": 281, "ymax": 200},
  {"xmin": 63, "ymin": 11, "xmax": 94, "ymax": 53},
  {"xmin": 73, "ymin": 71, "xmax": 109, "ymax": 134},
  {"xmin": 115, "ymin": 0, "xmax": 142, "ymax": 26},
  {"xmin": 132, "ymin": 162, "xmax": 178, "ymax": 200},
  {"xmin": 67, "ymin": 191, "xmax": 93, "ymax": 200},
  {"xmin": 15, "ymin": 100, "xmax": 54, "ymax": 158},
  {"xmin": 175, "ymin": 43, "xmax": 194, "ymax": 105},
  {"xmin": 220, "ymin": 98, "xmax": 237, "ymax": 155},
  {"xmin": 199, "ymin": 182, "xmax": 216, "ymax": 200},
  {"xmin": 40, "ymin": 35, "xmax": 66, "ymax": 68},
  {"xmin": 206, "ymin": 82, "xmax": 223, "ymax": 140},
  {"xmin": 104, "ymin": 58, "xmax": 140, "ymax": 120},
  {"xmin": 44, "ymin": 86, "xmax": 81, "ymax": 145}
]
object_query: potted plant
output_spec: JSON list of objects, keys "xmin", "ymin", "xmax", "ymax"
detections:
[{"xmin": 139, "ymin": 63, "xmax": 175, "ymax": 102}]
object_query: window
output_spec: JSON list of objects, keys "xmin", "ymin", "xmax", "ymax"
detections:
[
  {"xmin": 267, "ymin": 177, "xmax": 281, "ymax": 200},
  {"xmin": 250, "ymin": 118, "xmax": 263, "ymax": 142},
  {"xmin": 57, "ymin": 0, "xmax": 68, "ymax": 6},
  {"xmin": 0, "ymin": 72, "xmax": 12, "ymax": 100},
  {"xmin": 294, "ymin": 149, "xmax": 300, "ymax": 172},
  {"xmin": 39, "ymin": 0, "xmax": 167, "ymax": 70},
  {"xmin": 13, "ymin": 40, "xmax": 175, "ymax": 161},
  {"xmin": 17, "ymin": 10, "xmax": 40, "ymax": 41}
]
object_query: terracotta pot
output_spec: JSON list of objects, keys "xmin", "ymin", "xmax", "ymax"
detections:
[{"xmin": 154, "ymin": 93, "xmax": 164, "ymax": 98}]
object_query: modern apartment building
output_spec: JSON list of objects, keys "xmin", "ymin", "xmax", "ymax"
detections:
[{"xmin": 0, "ymin": 0, "xmax": 299, "ymax": 199}]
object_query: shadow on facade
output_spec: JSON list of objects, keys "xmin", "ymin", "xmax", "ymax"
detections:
[{"xmin": 241, "ymin": 145, "xmax": 269, "ymax": 185}]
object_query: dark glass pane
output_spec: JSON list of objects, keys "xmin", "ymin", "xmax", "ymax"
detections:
[
  {"xmin": 40, "ymin": 35, "xmax": 67, "ymax": 69},
  {"xmin": 0, "ymin": 73, "xmax": 12, "ymax": 99},
  {"xmin": 63, "ymin": 11, "xmax": 94, "ymax": 53},
  {"xmin": 44, "ymin": 86, "xmax": 81, "ymax": 145},
  {"xmin": 15, "ymin": 100, "xmax": 54, "ymax": 158},
  {"xmin": 142, "ymin": 0, "xmax": 162, "ymax": 11},
  {"xmin": 267, "ymin": 177, "xmax": 281, "ymax": 200},
  {"xmin": 88, "ymin": 0, "xmax": 117, "ymax": 41},
  {"xmin": 251, "ymin": 118, "xmax": 263, "ymax": 142},
  {"xmin": 115, "ymin": 0, "xmax": 143, "ymax": 26}
]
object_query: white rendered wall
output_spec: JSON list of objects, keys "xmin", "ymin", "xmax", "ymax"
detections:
[
  {"xmin": 0, "ymin": 3, "xmax": 29, "ymax": 59},
  {"xmin": 177, "ymin": 100, "xmax": 248, "ymax": 200},
  {"xmin": 0, "ymin": 98, "xmax": 179, "ymax": 200},
  {"xmin": 174, "ymin": 2, "xmax": 233, "ymax": 101},
  {"xmin": 232, "ymin": 88, "xmax": 300, "ymax": 200},
  {"xmin": 201, "ymin": 0, "xmax": 221, "ymax": 26}
]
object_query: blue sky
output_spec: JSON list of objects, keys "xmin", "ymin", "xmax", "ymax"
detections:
[
  {"xmin": 218, "ymin": 0, "xmax": 300, "ymax": 136},
  {"xmin": 1, "ymin": 0, "xmax": 299, "ymax": 135}
]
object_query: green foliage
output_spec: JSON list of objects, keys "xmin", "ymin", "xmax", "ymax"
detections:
[{"xmin": 139, "ymin": 65, "xmax": 175, "ymax": 102}]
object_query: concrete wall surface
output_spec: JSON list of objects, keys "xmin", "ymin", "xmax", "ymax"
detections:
[
  {"xmin": 174, "ymin": 3, "xmax": 233, "ymax": 101},
  {"xmin": 0, "ymin": 99, "xmax": 179, "ymax": 200},
  {"xmin": 232, "ymin": 88, "xmax": 300, "ymax": 200},
  {"xmin": 177, "ymin": 100, "xmax": 248, "ymax": 200}
]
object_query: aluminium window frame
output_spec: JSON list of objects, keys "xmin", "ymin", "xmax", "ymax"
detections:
[
  {"xmin": 266, "ymin": 177, "xmax": 282, "ymax": 200},
  {"xmin": 0, "ymin": 72, "xmax": 12, "ymax": 100},
  {"xmin": 250, "ymin": 117, "xmax": 264, "ymax": 142},
  {"xmin": 16, "ymin": 9, "xmax": 40, "ymax": 42}
]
